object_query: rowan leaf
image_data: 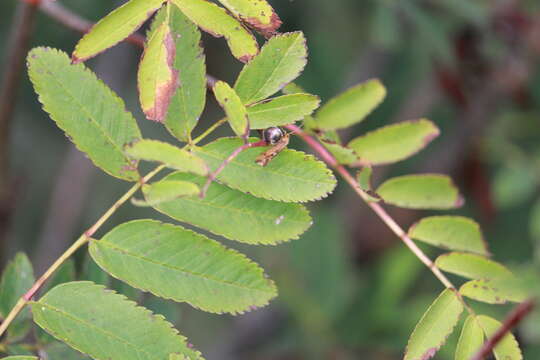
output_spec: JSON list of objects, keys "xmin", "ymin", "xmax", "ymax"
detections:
[
  {"xmin": 31, "ymin": 281, "xmax": 202, "ymax": 360},
  {"xmin": 435, "ymin": 252, "xmax": 512, "ymax": 280},
  {"xmin": 246, "ymin": 94, "xmax": 320, "ymax": 129},
  {"xmin": 27, "ymin": 48, "xmax": 141, "ymax": 181},
  {"xmin": 132, "ymin": 180, "xmax": 200, "ymax": 206},
  {"xmin": 314, "ymin": 79, "xmax": 386, "ymax": 131},
  {"xmin": 404, "ymin": 289, "xmax": 463, "ymax": 360},
  {"xmin": 460, "ymin": 279, "xmax": 525, "ymax": 304},
  {"xmin": 455, "ymin": 315, "xmax": 484, "ymax": 360},
  {"xmin": 356, "ymin": 166, "xmax": 381, "ymax": 202},
  {"xmin": 215, "ymin": 0, "xmax": 281, "ymax": 37},
  {"xmin": 124, "ymin": 139, "xmax": 208, "ymax": 176},
  {"xmin": 476, "ymin": 315, "xmax": 522, "ymax": 360},
  {"xmin": 148, "ymin": 6, "xmax": 207, "ymax": 141},
  {"xmin": 138, "ymin": 15, "xmax": 179, "ymax": 122},
  {"xmin": 194, "ymin": 138, "xmax": 336, "ymax": 202},
  {"xmin": 90, "ymin": 220, "xmax": 277, "ymax": 314},
  {"xmin": 234, "ymin": 32, "xmax": 308, "ymax": 105},
  {"xmin": 377, "ymin": 174, "xmax": 463, "ymax": 209},
  {"xmin": 357, "ymin": 166, "xmax": 373, "ymax": 191},
  {"xmin": 0, "ymin": 253, "xmax": 34, "ymax": 342},
  {"xmin": 322, "ymin": 142, "xmax": 359, "ymax": 165},
  {"xmin": 72, "ymin": 0, "xmax": 166, "ymax": 62},
  {"xmin": 171, "ymin": 0, "xmax": 258, "ymax": 63},
  {"xmin": 214, "ymin": 81, "xmax": 249, "ymax": 137},
  {"xmin": 408, "ymin": 216, "xmax": 489, "ymax": 256},
  {"xmin": 347, "ymin": 119, "xmax": 440, "ymax": 165},
  {"xmin": 154, "ymin": 172, "xmax": 313, "ymax": 244}
]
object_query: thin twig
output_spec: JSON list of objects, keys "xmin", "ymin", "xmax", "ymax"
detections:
[
  {"xmin": 285, "ymin": 124, "xmax": 457, "ymax": 291},
  {"xmin": 200, "ymin": 140, "xmax": 266, "ymax": 197},
  {"xmin": 471, "ymin": 299, "xmax": 535, "ymax": 360},
  {"xmin": 0, "ymin": 165, "xmax": 165, "ymax": 338},
  {"xmin": 0, "ymin": 0, "xmax": 41, "ymax": 268}
]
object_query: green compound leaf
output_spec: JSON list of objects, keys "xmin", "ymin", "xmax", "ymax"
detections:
[
  {"xmin": 213, "ymin": 81, "xmax": 249, "ymax": 137},
  {"xmin": 435, "ymin": 252, "xmax": 512, "ymax": 280},
  {"xmin": 0, "ymin": 357, "xmax": 38, "ymax": 360},
  {"xmin": 314, "ymin": 79, "xmax": 386, "ymax": 131},
  {"xmin": 124, "ymin": 139, "xmax": 208, "ymax": 176},
  {"xmin": 215, "ymin": 0, "xmax": 281, "ymax": 37},
  {"xmin": 194, "ymin": 138, "xmax": 336, "ymax": 202},
  {"xmin": 157, "ymin": 5, "xmax": 207, "ymax": 142},
  {"xmin": 72, "ymin": 0, "xmax": 166, "ymax": 63},
  {"xmin": 247, "ymin": 94, "xmax": 320, "ymax": 129},
  {"xmin": 455, "ymin": 315, "xmax": 484, "ymax": 360},
  {"xmin": 0, "ymin": 253, "xmax": 34, "ymax": 342},
  {"xmin": 404, "ymin": 289, "xmax": 463, "ymax": 360},
  {"xmin": 90, "ymin": 220, "xmax": 277, "ymax": 314},
  {"xmin": 133, "ymin": 180, "xmax": 200, "ymax": 207},
  {"xmin": 154, "ymin": 173, "xmax": 313, "ymax": 244},
  {"xmin": 234, "ymin": 32, "xmax": 308, "ymax": 105},
  {"xmin": 31, "ymin": 281, "xmax": 202, "ymax": 360},
  {"xmin": 347, "ymin": 119, "xmax": 440, "ymax": 165},
  {"xmin": 171, "ymin": 0, "xmax": 258, "ymax": 63},
  {"xmin": 460, "ymin": 279, "xmax": 525, "ymax": 304},
  {"xmin": 408, "ymin": 216, "xmax": 489, "ymax": 256},
  {"xmin": 377, "ymin": 174, "xmax": 463, "ymax": 210},
  {"xmin": 477, "ymin": 315, "xmax": 522, "ymax": 360},
  {"xmin": 138, "ymin": 17, "xmax": 178, "ymax": 122},
  {"xmin": 28, "ymin": 48, "xmax": 142, "ymax": 181}
]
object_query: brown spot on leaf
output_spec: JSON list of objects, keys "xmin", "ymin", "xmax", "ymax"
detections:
[
  {"xmin": 423, "ymin": 126, "xmax": 441, "ymax": 146},
  {"xmin": 421, "ymin": 347, "xmax": 438, "ymax": 360},
  {"xmin": 239, "ymin": 53, "xmax": 255, "ymax": 63},
  {"xmin": 244, "ymin": 11, "xmax": 282, "ymax": 39},
  {"xmin": 144, "ymin": 28, "xmax": 180, "ymax": 122}
]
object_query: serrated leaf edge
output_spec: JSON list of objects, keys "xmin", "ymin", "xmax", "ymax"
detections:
[
  {"xmin": 31, "ymin": 281, "xmax": 203, "ymax": 360},
  {"xmin": 90, "ymin": 220, "xmax": 278, "ymax": 314},
  {"xmin": 27, "ymin": 47, "xmax": 141, "ymax": 181}
]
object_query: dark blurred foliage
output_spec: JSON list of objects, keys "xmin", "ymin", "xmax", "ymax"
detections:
[{"xmin": 1, "ymin": 0, "xmax": 540, "ymax": 359}]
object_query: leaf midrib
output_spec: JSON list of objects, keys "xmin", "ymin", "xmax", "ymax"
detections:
[
  {"xmin": 243, "ymin": 34, "xmax": 303, "ymax": 104},
  {"xmin": 43, "ymin": 60, "xmax": 132, "ymax": 164},
  {"xmin": 198, "ymin": 147, "xmax": 334, "ymax": 186},
  {"xmin": 35, "ymin": 302, "xmax": 158, "ymax": 358},
  {"xmin": 78, "ymin": 0, "xmax": 162, "ymax": 55},
  {"xmin": 96, "ymin": 241, "xmax": 273, "ymax": 294},
  {"xmin": 177, "ymin": 192, "xmax": 307, "ymax": 225}
]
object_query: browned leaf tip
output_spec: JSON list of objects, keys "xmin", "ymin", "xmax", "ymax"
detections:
[{"xmin": 245, "ymin": 11, "xmax": 282, "ymax": 39}]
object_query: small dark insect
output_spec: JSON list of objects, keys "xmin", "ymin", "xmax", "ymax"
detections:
[{"xmin": 256, "ymin": 127, "xmax": 290, "ymax": 166}]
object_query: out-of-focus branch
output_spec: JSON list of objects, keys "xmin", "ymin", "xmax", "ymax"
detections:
[
  {"xmin": 471, "ymin": 299, "xmax": 535, "ymax": 360},
  {"xmin": 38, "ymin": 0, "xmax": 144, "ymax": 47},
  {"xmin": 0, "ymin": 0, "xmax": 40, "ymax": 268}
]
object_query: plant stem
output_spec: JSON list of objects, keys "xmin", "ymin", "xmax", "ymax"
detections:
[
  {"xmin": 0, "ymin": 108, "xmax": 225, "ymax": 337},
  {"xmin": 471, "ymin": 299, "xmax": 535, "ymax": 360},
  {"xmin": 200, "ymin": 140, "xmax": 266, "ymax": 197},
  {"xmin": 192, "ymin": 117, "xmax": 228, "ymax": 145},
  {"xmin": 285, "ymin": 124, "xmax": 457, "ymax": 291},
  {"xmin": 0, "ymin": 165, "xmax": 165, "ymax": 338}
]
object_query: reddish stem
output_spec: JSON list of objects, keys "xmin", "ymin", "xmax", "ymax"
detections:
[
  {"xmin": 200, "ymin": 140, "xmax": 266, "ymax": 197},
  {"xmin": 471, "ymin": 299, "xmax": 535, "ymax": 360}
]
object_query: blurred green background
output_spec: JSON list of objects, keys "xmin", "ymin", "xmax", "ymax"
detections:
[{"xmin": 1, "ymin": 0, "xmax": 540, "ymax": 359}]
